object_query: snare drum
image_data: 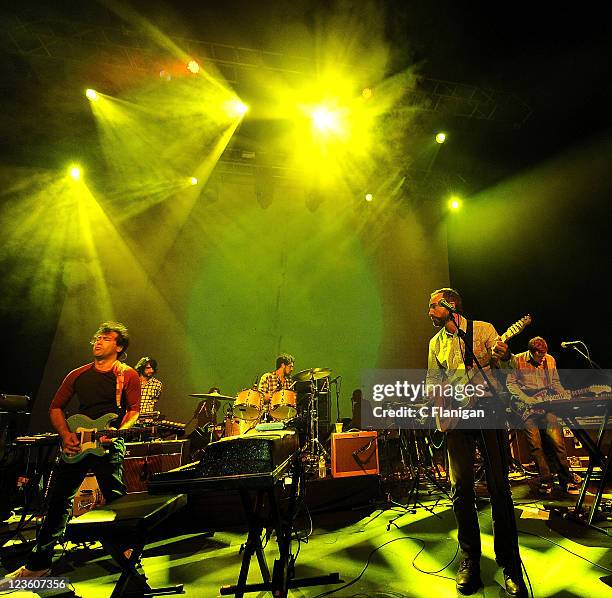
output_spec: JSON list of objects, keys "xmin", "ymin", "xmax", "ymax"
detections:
[
  {"xmin": 270, "ymin": 389, "xmax": 297, "ymax": 420},
  {"xmin": 234, "ymin": 388, "xmax": 264, "ymax": 420}
]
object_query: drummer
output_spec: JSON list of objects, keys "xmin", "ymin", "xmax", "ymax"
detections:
[{"xmin": 258, "ymin": 353, "xmax": 295, "ymax": 401}]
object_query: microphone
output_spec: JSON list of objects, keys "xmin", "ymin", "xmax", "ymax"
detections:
[
  {"xmin": 439, "ymin": 299, "xmax": 458, "ymax": 313},
  {"xmin": 560, "ymin": 340, "xmax": 582, "ymax": 348}
]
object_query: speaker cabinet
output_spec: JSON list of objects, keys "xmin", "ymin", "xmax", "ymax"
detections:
[
  {"xmin": 124, "ymin": 440, "xmax": 187, "ymax": 492},
  {"xmin": 331, "ymin": 431, "xmax": 379, "ymax": 478}
]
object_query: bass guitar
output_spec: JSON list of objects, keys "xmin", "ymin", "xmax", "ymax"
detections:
[{"xmin": 510, "ymin": 385, "xmax": 611, "ymax": 421}]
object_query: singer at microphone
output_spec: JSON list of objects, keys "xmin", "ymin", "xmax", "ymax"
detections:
[{"xmin": 439, "ymin": 298, "xmax": 459, "ymax": 313}]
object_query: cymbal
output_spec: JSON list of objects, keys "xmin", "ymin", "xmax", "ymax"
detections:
[
  {"xmin": 292, "ymin": 367, "xmax": 332, "ymax": 382},
  {"xmin": 189, "ymin": 391, "xmax": 234, "ymax": 401}
]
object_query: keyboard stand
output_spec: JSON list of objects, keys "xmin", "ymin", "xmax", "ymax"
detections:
[
  {"xmin": 67, "ymin": 493, "xmax": 187, "ymax": 598},
  {"xmin": 219, "ymin": 458, "xmax": 341, "ymax": 598}
]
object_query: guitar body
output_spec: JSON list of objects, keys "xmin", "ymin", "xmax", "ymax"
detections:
[
  {"xmin": 62, "ymin": 413, "xmax": 118, "ymax": 464},
  {"xmin": 435, "ymin": 315, "xmax": 532, "ymax": 432}
]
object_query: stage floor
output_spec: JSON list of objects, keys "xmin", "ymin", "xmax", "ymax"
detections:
[{"xmin": 1, "ymin": 475, "xmax": 611, "ymax": 597}]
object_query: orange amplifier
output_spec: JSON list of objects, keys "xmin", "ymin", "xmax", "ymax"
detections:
[{"xmin": 331, "ymin": 431, "xmax": 379, "ymax": 478}]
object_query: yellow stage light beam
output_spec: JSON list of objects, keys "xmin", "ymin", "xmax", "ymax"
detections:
[
  {"xmin": 365, "ymin": 193, "xmax": 373, "ymax": 202},
  {"xmin": 435, "ymin": 132, "xmax": 447, "ymax": 144},
  {"xmin": 190, "ymin": 177, "xmax": 198, "ymax": 185},
  {"xmin": 449, "ymin": 196, "xmax": 462, "ymax": 210},
  {"xmin": 224, "ymin": 99, "xmax": 249, "ymax": 118},
  {"xmin": 85, "ymin": 89, "xmax": 99, "ymax": 101}
]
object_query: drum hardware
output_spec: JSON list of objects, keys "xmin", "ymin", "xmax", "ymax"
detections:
[
  {"xmin": 292, "ymin": 368, "xmax": 332, "ymax": 382},
  {"xmin": 300, "ymin": 368, "xmax": 333, "ymax": 471},
  {"xmin": 189, "ymin": 391, "xmax": 235, "ymax": 401}
]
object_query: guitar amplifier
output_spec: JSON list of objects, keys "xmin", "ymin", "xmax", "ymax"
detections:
[
  {"xmin": 331, "ymin": 431, "xmax": 379, "ymax": 478},
  {"xmin": 124, "ymin": 440, "xmax": 188, "ymax": 492}
]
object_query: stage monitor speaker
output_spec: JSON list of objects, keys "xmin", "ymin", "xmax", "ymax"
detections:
[
  {"xmin": 124, "ymin": 440, "xmax": 187, "ymax": 492},
  {"xmin": 331, "ymin": 431, "xmax": 379, "ymax": 478}
]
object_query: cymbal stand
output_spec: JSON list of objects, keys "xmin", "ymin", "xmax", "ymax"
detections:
[{"xmin": 304, "ymin": 375, "xmax": 329, "ymax": 465}]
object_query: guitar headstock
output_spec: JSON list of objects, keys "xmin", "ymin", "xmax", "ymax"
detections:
[{"xmin": 501, "ymin": 314, "xmax": 532, "ymax": 342}]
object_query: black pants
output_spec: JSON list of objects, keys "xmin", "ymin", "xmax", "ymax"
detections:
[
  {"xmin": 27, "ymin": 440, "xmax": 126, "ymax": 570},
  {"xmin": 523, "ymin": 412, "xmax": 571, "ymax": 485},
  {"xmin": 446, "ymin": 428, "xmax": 521, "ymax": 573}
]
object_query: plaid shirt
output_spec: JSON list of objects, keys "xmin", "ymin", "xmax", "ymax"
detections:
[
  {"xmin": 139, "ymin": 377, "xmax": 162, "ymax": 415},
  {"xmin": 506, "ymin": 351, "xmax": 565, "ymax": 399},
  {"xmin": 258, "ymin": 372, "xmax": 292, "ymax": 396}
]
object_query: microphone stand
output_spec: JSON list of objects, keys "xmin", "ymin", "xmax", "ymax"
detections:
[
  {"xmin": 566, "ymin": 342, "xmax": 607, "ymax": 373},
  {"xmin": 449, "ymin": 310, "xmax": 526, "ymax": 589}
]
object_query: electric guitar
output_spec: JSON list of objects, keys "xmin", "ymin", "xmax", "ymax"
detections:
[
  {"xmin": 510, "ymin": 385, "xmax": 612, "ymax": 421},
  {"xmin": 62, "ymin": 413, "xmax": 153, "ymax": 463},
  {"xmin": 435, "ymin": 314, "xmax": 532, "ymax": 432}
]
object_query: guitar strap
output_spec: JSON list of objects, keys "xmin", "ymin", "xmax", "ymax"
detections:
[
  {"xmin": 463, "ymin": 319, "xmax": 474, "ymax": 369},
  {"xmin": 542, "ymin": 355, "xmax": 551, "ymax": 389},
  {"xmin": 112, "ymin": 361, "xmax": 126, "ymax": 409}
]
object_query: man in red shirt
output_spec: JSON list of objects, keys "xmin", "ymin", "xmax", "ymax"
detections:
[{"xmin": 5, "ymin": 321, "xmax": 140, "ymax": 579}]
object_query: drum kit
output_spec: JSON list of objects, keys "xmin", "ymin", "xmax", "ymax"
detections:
[{"xmin": 188, "ymin": 366, "xmax": 332, "ymax": 465}]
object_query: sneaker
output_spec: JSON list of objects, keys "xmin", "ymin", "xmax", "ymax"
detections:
[
  {"xmin": 538, "ymin": 482, "xmax": 552, "ymax": 495},
  {"xmin": 1, "ymin": 565, "xmax": 51, "ymax": 588}
]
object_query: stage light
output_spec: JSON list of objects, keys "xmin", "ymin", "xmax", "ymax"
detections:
[
  {"xmin": 187, "ymin": 60, "xmax": 200, "ymax": 74},
  {"xmin": 435, "ymin": 132, "xmax": 447, "ymax": 144},
  {"xmin": 312, "ymin": 107, "xmax": 336, "ymax": 132},
  {"xmin": 69, "ymin": 165, "xmax": 82, "ymax": 180},
  {"xmin": 85, "ymin": 89, "xmax": 99, "ymax": 101},
  {"xmin": 365, "ymin": 193, "xmax": 373, "ymax": 202},
  {"xmin": 190, "ymin": 177, "xmax": 198, "ymax": 185},
  {"xmin": 224, "ymin": 99, "xmax": 249, "ymax": 118},
  {"xmin": 449, "ymin": 196, "xmax": 461, "ymax": 210},
  {"xmin": 362, "ymin": 87, "xmax": 373, "ymax": 100}
]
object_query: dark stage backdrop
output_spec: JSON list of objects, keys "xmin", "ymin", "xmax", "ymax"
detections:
[
  {"xmin": 26, "ymin": 179, "xmax": 449, "ymax": 432},
  {"xmin": 447, "ymin": 133, "xmax": 611, "ymax": 371}
]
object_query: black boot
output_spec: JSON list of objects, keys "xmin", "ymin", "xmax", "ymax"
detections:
[
  {"xmin": 504, "ymin": 569, "xmax": 528, "ymax": 598},
  {"xmin": 456, "ymin": 558, "xmax": 482, "ymax": 595}
]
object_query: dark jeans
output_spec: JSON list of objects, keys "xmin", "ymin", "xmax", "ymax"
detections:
[
  {"xmin": 523, "ymin": 412, "xmax": 570, "ymax": 485},
  {"xmin": 447, "ymin": 428, "xmax": 521, "ymax": 573},
  {"xmin": 27, "ymin": 440, "xmax": 126, "ymax": 570}
]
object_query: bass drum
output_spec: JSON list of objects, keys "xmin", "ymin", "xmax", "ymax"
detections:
[{"xmin": 224, "ymin": 416, "xmax": 257, "ymax": 437}]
